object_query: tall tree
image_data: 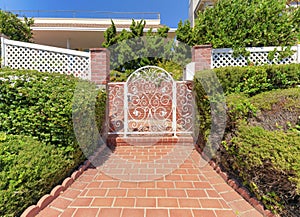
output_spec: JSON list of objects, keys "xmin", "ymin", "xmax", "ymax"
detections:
[
  {"xmin": 102, "ymin": 20, "xmax": 191, "ymax": 81},
  {"xmin": 0, "ymin": 10, "xmax": 34, "ymax": 42},
  {"xmin": 176, "ymin": 0, "xmax": 299, "ymax": 56}
]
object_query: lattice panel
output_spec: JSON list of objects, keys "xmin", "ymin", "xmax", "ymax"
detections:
[
  {"xmin": 212, "ymin": 48, "xmax": 297, "ymax": 68},
  {"xmin": 4, "ymin": 44, "xmax": 90, "ymax": 79}
]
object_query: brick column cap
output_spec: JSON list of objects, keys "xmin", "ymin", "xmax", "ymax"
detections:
[
  {"xmin": 90, "ymin": 48, "xmax": 108, "ymax": 52},
  {"xmin": 193, "ymin": 44, "xmax": 212, "ymax": 49}
]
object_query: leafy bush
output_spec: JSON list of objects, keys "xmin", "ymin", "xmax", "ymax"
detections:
[
  {"xmin": 0, "ymin": 10, "xmax": 34, "ymax": 42},
  {"xmin": 103, "ymin": 20, "xmax": 190, "ymax": 82},
  {"xmin": 0, "ymin": 69, "xmax": 107, "ymax": 215},
  {"xmin": 0, "ymin": 69, "xmax": 106, "ymax": 153},
  {"xmin": 0, "ymin": 69, "xmax": 77, "ymax": 147},
  {"xmin": 214, "ymin": 64, "xmax": 300, "ymax": 96},
  {"xmin": 193, "ymin": 64, "xmax": 300, "ymax": 148},
  {"xmin": 194, "ymin": 62, "xmax": 300, "ymax": 215},
  {"xmin": 0, "ymin": 134, "xmax": 78, "ymax": 216},
  {"xmin": 221, "ymin": 123, "xmax": 300, "ymax": 215},
  {"xmin": 218, "ymin": 88, "xmax": 300, "ymax": 216}
]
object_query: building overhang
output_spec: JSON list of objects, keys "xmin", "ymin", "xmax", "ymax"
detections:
[{"xmin": 28, "ymin": 18, "xmax": 176, "ymax": 50}]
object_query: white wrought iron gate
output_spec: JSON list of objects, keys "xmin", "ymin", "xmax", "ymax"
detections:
[{"xmin": 108, "ymin": 66, "xmax": 194, "ymax": 137}]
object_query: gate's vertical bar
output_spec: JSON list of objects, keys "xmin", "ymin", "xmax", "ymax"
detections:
[
  {"xmin": 172, "ymin": 81, "xmax": 177, "ymax": 137},
  {"xmin": 124, "ymin": 82, "xmax": 128, "ymax": 137}
]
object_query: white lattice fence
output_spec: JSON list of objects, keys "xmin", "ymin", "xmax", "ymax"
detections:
[
  {"xmin": 212, "ymin": 46, "xmax": 299, "ymax": 68},
  {"xmin": 1, "ymin": 38, "xmax": 90, "ymax": 79}
]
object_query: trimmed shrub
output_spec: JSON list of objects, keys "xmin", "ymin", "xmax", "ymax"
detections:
[
  {"xmin": 0, "ymin": 134, "xmax": 77, "ymax": 216},
  {"xmin": 0, "ymin": 69, "xmax": 79, "ymax": 148},
  {"xmin": 218, "ymin": 88, "xmax": 300, "ymax": 216},
  {"xmin": 0, "ymin": 69, "xmax": 106, "ymax": 153},
  {"xmin": 220, "ymin": 123, "xmax": 300, "ymax": 216},
  {"xmin": 194, "ymin": 63, "xmax": 300, "ymax": 146},
  {"xmin": 0, "ymin": 69, "xmax": 107, "ymax": 215},
  {"xmin": 214, "ymin": 64, "xmax": 300, "ymax": 96},
  {"xmin": 194, "ymin": 62, "xmax": 300, "ymax": 215}
]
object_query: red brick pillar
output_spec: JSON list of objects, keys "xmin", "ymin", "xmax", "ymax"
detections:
[
  {"xmin": 192, "ymin": 45, "xmax": 212, "ymax": 71},
  {"xmin": 90, "ymin": 48, "xmax": 110, "ymax": 87}
]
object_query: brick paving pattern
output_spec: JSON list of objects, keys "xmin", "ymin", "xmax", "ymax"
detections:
[{"xmin": 37, "ymin": 142, "xmax": 263, "ymax": 217}]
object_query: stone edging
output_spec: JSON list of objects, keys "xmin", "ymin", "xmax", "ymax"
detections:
[
  {"xmin": 21, "ymin": 158, "xmax": 93, "ymax": 217},
  {"xmin": 195, "ymin": 146, "xmax": 278, "ymax": 217}
]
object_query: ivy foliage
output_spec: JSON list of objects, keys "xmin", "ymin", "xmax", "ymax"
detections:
[
  {"xmin": 0, "ymin": 10, "xmax": 34, "ymax": 42},
  {"xmin": 102, "ymin": 20, "xmax": 190, "ymax": 82},
  {"xmin": 177, "ymin": 0, "xmax": 299, "ymax": 56}
]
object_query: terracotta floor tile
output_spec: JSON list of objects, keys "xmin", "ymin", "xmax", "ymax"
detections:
[
  {"xmin": 122, "ymin": 208, "xmax": 145, "ymax": 217},
  {"xmin": 169, "ymin": 209, "xmax": 193, "ymax": 217},
  {"xmin": 37, "ymin": 207, "xmax": 61, "ymax": 217},
  {"xmin": 59, "ymin": 208, "xmax": 76, "ymax": 217},
  {"xmin": 157, "ymin": 198, "xmax": 178, "ymax": 207},
  {"xmin": 192, "ymin": 209, "xmax": 217, "ymax": 217},
  {"xmin": 50, "ymin": 197, "xmax": 72, "ymax": 210},
  {"xmin": 98, "ymin": 208, "xmax": 122, "ymax": 217},
  {"xmin": 74, "ymin": 208, "xmax": 99, "ymax": 217},
  {"xmin": 136, "ymin": 198, "xmax": 156, "ymax": 207},
  {"xmin": 70, "ymin": 198, "xmax": 93, "ymax": 207},
  {"xmin": 91, "ymin": 198, "xmax": 114, "ymax": 206},
  {"xmin": 114, "ymin": 198, "xmax": 135, "ymax": 207},
  {"xmin": 146, "ymin": 209, "xmax": 169, "ymax": 217}
]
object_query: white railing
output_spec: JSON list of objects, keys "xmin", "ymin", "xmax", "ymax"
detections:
[
  {"xmin": 212, "ymin": 45, "xmax": 300, "ymax": 68},
  {"xmin": 1, "ymin": 37, "xmax": 90, "ymax": 79}
]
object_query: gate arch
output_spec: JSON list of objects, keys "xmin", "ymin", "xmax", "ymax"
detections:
[{"xmin": 124, "ymin": 66, "xmax": 176, "ymax": 136}]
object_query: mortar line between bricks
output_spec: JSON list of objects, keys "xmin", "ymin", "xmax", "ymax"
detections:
[
  {"xmin": 49, "ymin": 206, "xmax": 64, "ymax": 213},
  {"xmin": 95, "ymin": 208, "xmax": 101, "ymax": 217},
  {"xmin": 68, "ymin": 208, "xmax": 77, "ymax": 217}
]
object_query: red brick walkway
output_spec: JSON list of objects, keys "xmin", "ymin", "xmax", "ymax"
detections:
[{"xmin": 37, "ymin": 143, "xmax": 263, "ymax": 217}]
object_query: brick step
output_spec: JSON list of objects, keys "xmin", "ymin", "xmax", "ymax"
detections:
[{"xmin": 107, "ymin": 136, "xmax": 194, "ymax": 147}]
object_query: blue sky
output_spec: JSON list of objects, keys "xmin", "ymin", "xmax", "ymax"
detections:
[{"xmin": 0, "ymin": 0, "xmax": 188, "ymax": 27}]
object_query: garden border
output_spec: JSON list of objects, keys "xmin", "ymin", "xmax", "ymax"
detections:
[
  {"xmin": 195, "ymin": 145, "xmax": 278, "ymax": 217},
  {"xmin": 20, "ymin": 148, "xmax": 103, "ymax": 217}
]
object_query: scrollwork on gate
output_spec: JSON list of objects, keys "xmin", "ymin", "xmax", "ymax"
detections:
[
  {"xmin": 108, "ymin": 66, "xmax": 195, "ymax": 136},
  {"xmin": 125, "ymin": 66, "xmax": 175, "ymax": 134}
]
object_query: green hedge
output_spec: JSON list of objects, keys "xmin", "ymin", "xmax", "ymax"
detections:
[
  {"xmin": 220, "ymin": 88, "xmax": 300, "ymax": 216},
  {"xmin": 215, "ymin": 63, "xmax": 300, "ymax": 96},
  {"xmin": 194, "ymin": 63, "xmax": 300, "ymax": 146},
  {"xmin": 0, "ymin": 69, "xmax": 107, "ymax": 216},
  {"xmin": 0, "ymin": 69, "xmax": 79, "ymax": 148},
  {"xmin": 194, "ymin": 64, "xmax": 300, "ymax": 215},
  {"xmin": 221, "ymin": 123, "xmax": 300, "ymax": 215},
  {"xmin": 0, "ymin": 134, "xmax": 77, "ymax": 216},
  {"xmin": 0, "ymin": 69, "xmax": 106, "ymax": 152}
]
